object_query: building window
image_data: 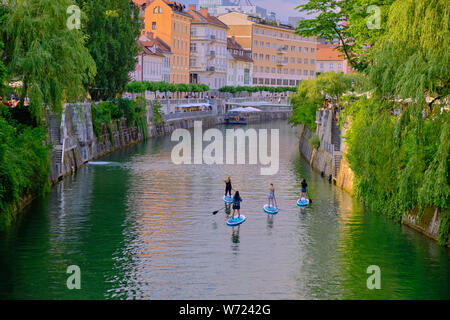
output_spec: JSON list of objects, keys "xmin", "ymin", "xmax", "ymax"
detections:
[
  {"xmin": 311, "ymin": 59, "xmax": 315, "ymax": 64},
  {"xmin": 311, "ymin": 48, "xmax": 315, "ymax": 53},
  {"xmin": 297, "ymin": 69, "xmax": 301, "ymax": 75},
  {"xmin": 330, "ymin": 63, "xmax": 334, "ymax": 69},
  {"xmin": 272, "ymin": 43, "xmax": 276, "ymax": 49},
  {"xmin": 260, "ymin": 66, "xmax": 263, "ymax": 72},
  {"xmin": 253, "ymin": 53, "xmax": 257, "ymax": 60},
  {"xmin": 290, "ymin": 57, "xmax": 295, "ymax": 63},
  {"xmin": 277, "ymin": 68, "xmax": 281, "ymax": 74},
  {"xmin": 320, "ymin": 63, "xmax": 324, "ymax": 68},
  {"xmin": 305, "ymin": 47, "xmax": 309, "ymax": 53},
  {"xmin": 338, "ymin": 63, "xmax": 342, "ymax": 69},
  {"xmin": 265, "ymin": 67, "xmax": 270, "ymax": 73},
  {"xmin": 272, "ymin": 55, "xmax": 276, "ymax": 61},
  {"xmin": 283, "ymin": 68, "xmax": 288, "ymax": 74},
  {"xmin": 297, "ymin": 58, "xmax": 302, "ymax": 64},
  {"xmin": 304, "ymin": 58, "xmax": 308, "ymax": 64},
  {"xmin": 266, "ymin": 54, "xmax": 270, "ymax": 61},
  {"xmin": 291, "ymin": 46, "xmax": 295, "ymax": 52},
  {"xmin": 310, "ymin": 71, "xmax": 315, "ymax": 76},
  {"xmin": 298, "ymin": 46, "xmax": 302, "ymax": 52},
  {"xmin": 290, "ymin": 69, "xmax": 294, "ymax": 74},
  {"xmin": 152, "ymin": 22, "xmax": 156, "ymax": 30},
  {"xmin": 304, "ymin": 70, "xmax": 308, "ymax": 75},
  {"xmin": 271, "ymin": 67, "xmax": 275, "ymax": 73},
  {"xmin": 266, "ymin": 42, "xmax": 270, "ymax": 48}
]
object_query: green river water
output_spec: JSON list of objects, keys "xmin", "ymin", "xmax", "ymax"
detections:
[{"xmin": 0, "ymin": 120, "xmax": 449, "ymax": 299}]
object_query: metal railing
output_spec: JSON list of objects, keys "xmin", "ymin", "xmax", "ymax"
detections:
[{"xmin": 163, "ymin": 110, "xmax": 215, "ymax": 120}]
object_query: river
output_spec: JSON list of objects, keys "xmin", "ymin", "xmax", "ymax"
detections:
[{"xmin": 0, "ymin": 120, "xmax": 448, "ymax": 299}]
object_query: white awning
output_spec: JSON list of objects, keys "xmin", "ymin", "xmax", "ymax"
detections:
[
  {"xmin": 177, "ymin": 103, "xmax": 211, "ymax": 108},
  {"xmin": 228, "ymin": 107, "xmax": 261, "ymax": 112}
]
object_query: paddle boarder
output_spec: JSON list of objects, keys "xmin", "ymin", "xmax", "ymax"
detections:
[
  {"xmin": 300, "ymin": 178, "xmax": 308, "ymax": 199},
  {"xmin": 224, "ymin": 176, "xmax": 232, "ymax": 198},
  {"xmin": 231, "ymin": 191, "xmax": 243, "ymax": 220},
  {"xmin": 268, "ymin": 183, "xmax": 276, "ymax": 208}
]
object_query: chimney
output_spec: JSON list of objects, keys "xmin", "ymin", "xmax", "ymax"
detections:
[
  {"xmin": 200, "ymin": 7, "xmax": 208, "ymax": 17},
  {"xmin": 188, "ymin": 4, "xmax": 196, "ymax": 11}
]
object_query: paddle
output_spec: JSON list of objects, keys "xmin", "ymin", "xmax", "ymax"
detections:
[{"xmin": 212, "ymin": 207, "xmax": 225, "ymax": 215}]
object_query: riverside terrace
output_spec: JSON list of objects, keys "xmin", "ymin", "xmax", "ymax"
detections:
[{"xmin": 152, "ymin": 95, "xmax": 291, "ymax": 120}]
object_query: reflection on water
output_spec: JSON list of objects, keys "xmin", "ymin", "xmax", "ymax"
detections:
[{"xmin": 0, "ymin": 120, "xmax": 449, "ymax": 300}]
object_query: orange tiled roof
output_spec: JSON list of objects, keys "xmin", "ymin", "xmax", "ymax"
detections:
[
  {"xmin": 316, "ymin": 44, "xmax": 344, "ymax": 61},
  {"xmin": 188, "ymin": 9, "xmax": 228, "ymax": 29},
  {"xmin": 227, "ymin": 37, "xmax": 253, "ymax": 63}
]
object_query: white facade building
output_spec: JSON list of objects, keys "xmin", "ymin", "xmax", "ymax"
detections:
[
  {"xmin": 130, "ymin": 40, "xmax": 164, "ymax": 82},
  {"xmin": 226, "ymin": 36, "xmax": 253, "ymax": 86},
  {"xmin": 188, "ymin": 6, "xmax": 228, "ymax": 89}
]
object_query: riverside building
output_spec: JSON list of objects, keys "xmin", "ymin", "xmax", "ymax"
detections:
[
  {"xmin": 141, "ymin": 0, "xmax": 192, "ymax": 84},
  {"xmin": 218, "ymin": 11, "xmax": 317, "ymax": 87},
  {"xmin": 187, "ymin": 5, "xmax": 228, "ymax": 89}
]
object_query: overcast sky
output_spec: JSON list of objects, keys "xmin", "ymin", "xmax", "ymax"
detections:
[{"xmin": 184, "ymin": 0, "xmax": 311, "ymax": 23}]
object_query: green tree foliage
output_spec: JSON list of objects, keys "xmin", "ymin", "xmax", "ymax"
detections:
[
  {"xmin": 2, "ymin": 0, "xmax": 96, "ymax": 124},
  {"xmin": 91, "ymin": 97, "xmax": 148, "ymax": 142},
  {"xmin": 343, "ymin": 0, "xmax": 450, "ymax": 245},
  {"xmin": 289, "ymin": 72, "xmax": 357, "ymax": 130},
  {"xmin": 294, "ymin": 0, "xmax": 394, "ymax": 71},
  {"xmin": 0, "ymin": 107, "xmax": 50, "ymax": 226},
  {"xmin": 125, "ymin": 81, "xmax": 210, "ymax": 96},
  {"xmin": 75, "ymin": 0, "xmax": 140, "ymax": 101}
]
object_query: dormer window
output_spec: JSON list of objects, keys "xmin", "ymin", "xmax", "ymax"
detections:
[{"xmin": 153, "ymin": 6, "xmax": 162, "ymax": 14}]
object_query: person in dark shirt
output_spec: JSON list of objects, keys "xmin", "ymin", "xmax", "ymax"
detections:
[
  {"xmin": 300, "ymin": 179, "xmax": 308, "ymax": 199},
  {"xmin": 231, "ymin": 191, "xmax": 243, "ymax": 220}
]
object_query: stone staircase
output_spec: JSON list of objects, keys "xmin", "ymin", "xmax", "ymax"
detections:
[
  {"xmin": 49, "ymin": 114, "xmax": 64, "ymax": 173},
  {"xmin": 331, "ymin": 114, "xmax": 342, "ymax": 179}
]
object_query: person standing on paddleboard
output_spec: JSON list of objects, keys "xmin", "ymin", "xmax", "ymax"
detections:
[
  {"xmin": 231, "ymin": 191, "xmax": 243, "ymax": 220},
  {"xmin": 224, "ymin": 176, "xmax": 232, "ymax": 197},
  {"xmin": 300, "ymin": 179, "xmax": 308, "ymax": 199},
  {"xmin": 268, "ymin": 183, "xmax": 276, "ymax": 208}
]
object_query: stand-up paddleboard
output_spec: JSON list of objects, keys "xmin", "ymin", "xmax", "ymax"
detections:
[
  {"xmin": 226, "ymin": 215, "xmax": 246, "ymax": 226},
  {"xmin": 263, "ymin": 204, "xmax": 279, "ymax": 214},
  {"xmin": 297, "ymin": 198, "xmax": 309, "ymax": 207},
  {"xmin": 223, "ymin": 195, "xmax": 233, "ymax": 203}
]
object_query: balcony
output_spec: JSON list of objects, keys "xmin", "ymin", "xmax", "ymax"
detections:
[{"xmin": 276, "ymin": 46, "xmax": 288, "ymax": 54}]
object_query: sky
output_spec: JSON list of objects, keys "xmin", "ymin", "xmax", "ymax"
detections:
[{"xmin": 184, "ymin": 0, "xmax": 310, "ymax": 23}]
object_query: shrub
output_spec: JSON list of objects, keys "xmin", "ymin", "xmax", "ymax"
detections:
[{"xmin": 308, "ymin": 134, "xmax": 320, "ymax": 149}]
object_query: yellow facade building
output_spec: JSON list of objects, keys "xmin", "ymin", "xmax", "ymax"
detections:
[
  {"xmin": 218, "ymin": 12, "xmax": 317, "ymax": 86},
  {"xmin": 142, "ymin": 0, "xmax": 192, "ymax": 84}
]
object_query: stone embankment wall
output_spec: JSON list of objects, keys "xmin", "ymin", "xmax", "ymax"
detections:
[
  {"xmin": 298, "ymin": 109, "xmax": 447, "ymax": 245},
  {"xmin": 49, "ymin": 103, "xmax": 291, "ymax": 183}
]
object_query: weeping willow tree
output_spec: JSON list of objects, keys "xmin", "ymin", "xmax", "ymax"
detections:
[
  {"xmin": 345, "ymin": 0, "xmax": 450, "ymax": 244},
  {"xmin": 2, "ymin": 0, "xmax": 96, "ymax": 124}
]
